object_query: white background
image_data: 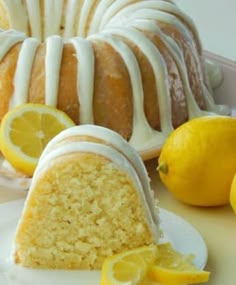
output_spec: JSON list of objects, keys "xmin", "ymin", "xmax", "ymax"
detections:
[{"xmin": 175, "ymin": 0, "xmax": 236, "ymax": 61}]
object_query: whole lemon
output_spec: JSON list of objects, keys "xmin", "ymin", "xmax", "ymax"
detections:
[{"xmin": 158, "ymin": 116, "xmax": 236, "ymax": 206}]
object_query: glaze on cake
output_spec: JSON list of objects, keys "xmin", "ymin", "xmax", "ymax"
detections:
[{"xmin": 0, "ymin": 0, "xmax": 229, "ymax": 159}]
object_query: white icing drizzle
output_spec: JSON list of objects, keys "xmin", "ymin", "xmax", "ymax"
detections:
[
  {"xmin": 99, "ymin": 0, "xmax": 135, "ymax": 31},
  {"xmin": 107, "ymin": 8, "xmax": 195, "ymax": 46},
  {"xmin": 45, "ymin": 36, "xmax": 63, "ymax": 107},
  {"xmin": 116, "ymin": 8, "xmax": 223, "ymax": 115},
  {"xmin": 63, "ymin": 0, "xmax": 81, "ymax": 39},
  {"xmin": 10, "ymin": 37, "xmax": 39, "ymax": 108},
  {"xmin": 165, "ymin": 35, "xmax": 229, "ymax": 115},
  {"xmin": 88, "ymin": 0, "xmax": 115, "ymax": 35},
  {"xmin": 41, "ymin": 125, "xmax": 152, "ymax": 197},
  {"xmin": 104, "ymin": 27, "xmax": 173, "ymax": 135},
  {"xmin": 89, "ymin": 33, "xmax": 166, "ymax": 150},
  {"xmin": 77, "ymin": 0, "xmax": 95, "ymax": 37},
  {"xmin": 103, "ymin": 0, "xmax": 201, "ymax": 50},
  {"xmin": 129, "ymin": 20, "xmax": 208, "ymax": 118},
  {"xmin": 35, "ymin": 142, "xmax": 135, "ymax": 183},
  {"xmin": 43, "ymin": 0, "xmax": 64, "ymax": 39},
  {"xmin": 25, "ymin": 0, "xmax": 42, "ymax": 41},
  {"xmin": 0, "ymin": 30, "xmax": 25, "ymax": 61},
  {"xmin": 69, "ymin": 38, "xmax": 94, "ymax": 124},
  {"xmin": 0, "ymin": 0, "xmax": 28, "ymax": 34}
]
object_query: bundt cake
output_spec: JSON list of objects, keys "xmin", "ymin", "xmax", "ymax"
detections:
[
  {"xmin": 0, "ymin": 0, "xmax": 229, "ymax": 159},
  {"xmin": 13, "ymin": 125, "xmax": 160, "ymax": 269}
]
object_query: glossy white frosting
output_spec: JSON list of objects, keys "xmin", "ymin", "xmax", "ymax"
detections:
[
  {"xmin": 69, "ymin": 37, "xmax": 94, "ymax": 124},
  {"xmin": 45, "ymin": 36, "xmax": 63, "ymax": 107},
  {"xmin": 10, "ymin": 38, "xmax": 40, "ymax": 108},
  {"xmin": 0, "ymin": 0, "xmax": 229, "ymax": 153},
  {"xmin": 25, "ymin": 0, "xmax": 42, "ymax": 40}
]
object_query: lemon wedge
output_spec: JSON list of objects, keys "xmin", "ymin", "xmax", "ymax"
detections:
[
  {"xmin": 148, "ymin": 243, "xmax": 210, "ymax": 285},
  {"xmin": 100, "ymin": 245, "xmax": 158, "ymax": 285},
  {"xmin": 0, "ymin": 104, "xmax": 75, "ymax": 176}
]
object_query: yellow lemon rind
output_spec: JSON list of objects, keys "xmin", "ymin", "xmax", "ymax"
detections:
[{"xmin": 148, "ymin": 265, "xmax": 210, "ymax": 285}]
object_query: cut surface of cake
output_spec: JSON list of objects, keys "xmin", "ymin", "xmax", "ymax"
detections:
[
  {"xmin": 13, "ymin": 125, "xmax": 160, "ymax": 270},
  {"xmin": 0, "ymin": 0, "xmax": 229, "ymax": 159}
]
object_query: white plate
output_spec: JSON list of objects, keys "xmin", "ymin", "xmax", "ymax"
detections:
[{"xmin": 0, "ymin": 199, "xmax": 208, "ymax": 285}]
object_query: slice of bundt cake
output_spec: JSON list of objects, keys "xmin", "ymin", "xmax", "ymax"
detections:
[{"xmin": 13, "ymin": 125, "xmax": 160, "ymax": 270}]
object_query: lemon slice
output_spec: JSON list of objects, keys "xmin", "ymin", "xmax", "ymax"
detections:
[
  {"xmin": 230, "ymin": 174, "xmax": 236, "ymax": 213},
  {"xmin": 0, "ymin": 104, "xmax": 75, "ymax": 176},
  {"xmin": 100, "ymin": 245, "xmax": 158, "ymax": 285},
  {"xmin": 148, "ymin": 243, "xmax": 210, "ymax": 285}
]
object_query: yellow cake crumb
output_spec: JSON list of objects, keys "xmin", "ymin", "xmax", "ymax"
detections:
[{"xmin": 14, "ymin": 152, "xmax": 154, "ymax": 269}]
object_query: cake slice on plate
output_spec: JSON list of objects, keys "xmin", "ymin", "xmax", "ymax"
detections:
[{"xmin": 13, "ymin": 125, "xmax": 160, "ymax": 269}]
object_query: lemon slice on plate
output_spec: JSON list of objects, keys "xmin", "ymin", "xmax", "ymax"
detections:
[
  {"xmin": 101, "ymin": 243, "xmax": 210, "ymax": 285},
  {"xmin": 0, "ymin": 104, "xmax": 75, "ymax": 176},
  {"xmin": 148, "ymin": 243, "xmax": 210, "ymax": 285},
  {"xmin": 100, "ymin": 245, "xmax": 158, "ymax": 285}
]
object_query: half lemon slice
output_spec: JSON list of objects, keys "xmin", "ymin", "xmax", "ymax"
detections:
[
  {"xmin": 100, "ymin": 245, "xmax": 158, "ymax": 285},
  {"xmin": 0, "ymin": 104, "xmax": 75, "ymax": 176}
]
